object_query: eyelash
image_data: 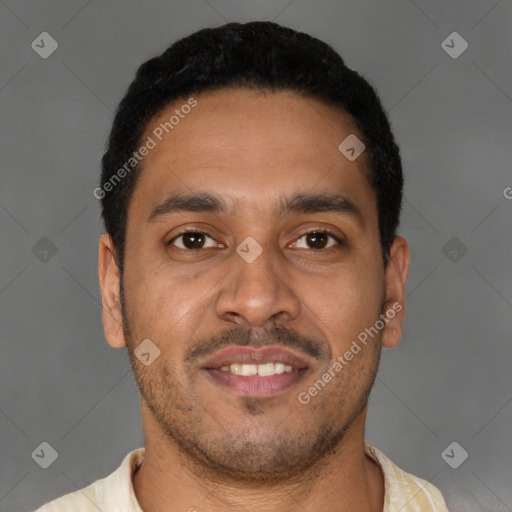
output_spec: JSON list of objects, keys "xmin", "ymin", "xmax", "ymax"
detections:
[{"xmin": 167, "ymin": 229, "xmax": 344, "ymax": 251}]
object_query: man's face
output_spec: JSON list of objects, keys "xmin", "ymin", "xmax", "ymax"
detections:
[{"xmin": 102, "ymin": 88, "xmax": 402, "ymax": 479}]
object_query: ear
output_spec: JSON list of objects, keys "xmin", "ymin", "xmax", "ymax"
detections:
[
  {"xmin": 98, "ymin": 233, "xmax": 126, "ymax": 349},
  {"xmin": 381, "ymin": 235, "xmax": 410, "ymax": 349}
]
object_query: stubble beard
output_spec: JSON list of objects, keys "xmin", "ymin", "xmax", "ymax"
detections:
[{"xmin": 119, "ymin": 278, "xmax": 381, "ymax": 483}]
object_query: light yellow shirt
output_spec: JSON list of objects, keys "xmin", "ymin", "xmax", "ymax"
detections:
[{"xmin": 34, "ymin": 443, "xmax": 449, "ymax": 511}]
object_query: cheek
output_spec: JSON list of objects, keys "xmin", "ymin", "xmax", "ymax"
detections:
[
  {"xmin": 306, "ymin": 262, "xmax": 384, "ymax": 343},
  {"xmin": 129, "ymin": 268, "xmax": 211, "ymax": 340}
]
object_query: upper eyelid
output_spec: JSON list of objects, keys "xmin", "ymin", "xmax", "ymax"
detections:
[{"xmin": 168, "ymin": 230, "xmax": 221, "ymax": 247}]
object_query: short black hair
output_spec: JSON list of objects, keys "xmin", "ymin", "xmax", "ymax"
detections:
[{"xmin": 99, "ymin": 21, "xmax": 403, "ymax": 275}]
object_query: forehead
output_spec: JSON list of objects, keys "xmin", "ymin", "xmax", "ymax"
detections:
[{"xmin": 128, "ymin": 88, "xmax": 375, "ymax": 224}]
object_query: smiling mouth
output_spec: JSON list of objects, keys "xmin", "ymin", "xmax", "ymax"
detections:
[
  {"xmin": 218, "ymin": 362, "xmax": 295, "ymax": 376},
  {"xmin": 203, "ymin": 367, "xmax": 309, "ymax": 397},
  {"xmin": 201, "ymin": 345, "xmax": 311, "ymax": 397}
]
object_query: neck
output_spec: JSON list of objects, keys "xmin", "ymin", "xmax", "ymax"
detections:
[{"xmin": 132, "ymin": 406, "xmax": 384, "ymax": 512}]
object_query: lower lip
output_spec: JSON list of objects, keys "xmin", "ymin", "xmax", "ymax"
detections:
[{"xmin": 204, "ymin": 368, "xmax": 308, "ymax": 397}]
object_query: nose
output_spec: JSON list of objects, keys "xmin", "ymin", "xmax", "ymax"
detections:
[{"xmin": 215, "ymin": 243, "xmax": 301, "ymax": 328}]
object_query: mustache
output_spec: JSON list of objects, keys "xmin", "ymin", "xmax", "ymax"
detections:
[{"xmin": 184, "ymin": 325, "xmax": 330, "ymax": 365}]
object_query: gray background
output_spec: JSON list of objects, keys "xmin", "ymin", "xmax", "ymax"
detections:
[{"xmin": 1, "ymin": 0, "xmax": 511, "ymax": 511}]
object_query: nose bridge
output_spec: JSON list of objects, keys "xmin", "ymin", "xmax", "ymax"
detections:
[{"xmin": 216, "ymin": 238, "xmax": 300, "ymax": 327}]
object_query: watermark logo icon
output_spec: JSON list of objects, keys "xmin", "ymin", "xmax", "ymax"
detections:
[
  {"xmin": 135, "ymin": 339, "xmax": 161, "ymax": 366},
  {"xmin": 442, "ymin": 236, "xmax": 468, "ymax": 263},
  {"xmin": 31, "ymin": 32, "xmax": 59, "ymax": 59},
  {"xmin": 338, "ymin": 134, "xmax": 365, "ymax": 161},
  {"xmin": 32, "ymin": 237, "xmax": 58, "ymax": 263},
  {"xmin": 441, "ymin": 441, "xmax": 468, "ymax": 469},
  {"xmin": 31, "ymin": 442, "xmax": 58, "ymax": 469},
  {"xmin": 441, "ymin": 32, "xmax": 468, "ymax": 59},
  {"xmin": 236, "ymin": 236, "xmax": 263, "ymax": 263}
]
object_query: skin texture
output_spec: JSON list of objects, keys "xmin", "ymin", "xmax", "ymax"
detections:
[{"xmin": 98, "ymin": 88, "xmax": 410, "ymax": 512}]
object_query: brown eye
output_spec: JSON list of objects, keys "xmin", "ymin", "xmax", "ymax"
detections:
[
  {"xmin": 168, "ymin": 231, "xmax": 217, "ymax": 250},
  {"xmin": 182, "ymin": 233, "xmax": 205, "ymax": 249},
  {"xmin": 306, "ymin": 232, "xmax": 328, "ymax": 249},
  {"xmin": 293, "ymin": 231, "xmax": 342, "ymax": 250}
]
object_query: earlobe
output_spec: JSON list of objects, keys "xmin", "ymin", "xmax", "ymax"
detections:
[
  {"xmin": 98, "ymin": 233, "xmax": 127, "ymax": 349},
  {"xmin": 381, "ymin": 235, "xmax": 410, "ymax": 349}
]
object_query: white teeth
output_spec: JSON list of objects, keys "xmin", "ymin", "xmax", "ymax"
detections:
[
  {"xmin": 274, "ymin": 363, "xmax": 285, "ymax": 374},
  {"xmin": 241, "ymin": 364, "xmax": 258, "ymax": 376},
  {"xmin": 257, "ymin": 362, "xmax": 274, "ymax": 376},
  {"xmin": 218, "ymin": 362, "xmax": 295, "ymax": 376},
  {"xmin": 230, "ymin": 364, "xmax": 242, "ymax": 374}
]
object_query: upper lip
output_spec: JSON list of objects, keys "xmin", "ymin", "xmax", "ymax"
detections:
[{"xmin": 201, "ymin": 346, "xmax": 311, "ymax": 370}]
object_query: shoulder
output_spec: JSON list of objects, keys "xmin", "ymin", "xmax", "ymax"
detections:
[
  {"xmin": 364, "ymin": 443, "xmax": 450, "ymax": 512},
  {"xmin": 32, "ymin": 448, "xmax": 145, "ymax": 512},
  {"xmin": 32, "ymin": 482, "xmax": 101, "ymax": 512}
]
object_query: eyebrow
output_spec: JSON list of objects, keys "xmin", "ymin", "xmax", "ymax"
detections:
[
  {"xmin": 147, "ymin": 190, "xmax": 364, "ymax": 227},
  {"xmin": 147, "ymin": 192, "xmax": 229, "ymax": 222}
]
